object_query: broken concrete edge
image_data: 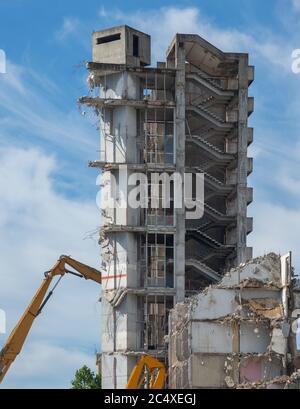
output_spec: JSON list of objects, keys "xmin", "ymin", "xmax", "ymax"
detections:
[
  {"xmin": 230, "ymin": 371, "xmax": 300, "ymax": 389},
  {"xmin": 102, "ymin": 350, "xmax": 166, "ymax": 357},
  {"xmin": 78, "ymin": 96, "xmax": 176, "ymax": 108},
  {"xmin": 172, "ymin": 253, "xmax": 285, "ymax": 320}
]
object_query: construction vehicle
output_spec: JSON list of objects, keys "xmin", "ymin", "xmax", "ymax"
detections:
[
  {"xmin": 126, "ymin": 355, "xmax": 166, "ymax": 389},
  {"xmin": 0, "ymin": 255, "xmax": 166, "ymax": 388},
  {"xmin": 0, "ymin": 255, "xmax": 102, "ymax": 383}
]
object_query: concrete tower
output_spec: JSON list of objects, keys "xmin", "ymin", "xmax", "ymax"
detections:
[{"xmin": 79, "ymin": 26, "xmax": 254, "ymax": 389}]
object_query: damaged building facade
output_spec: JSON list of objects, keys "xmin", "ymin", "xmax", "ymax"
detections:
[
  {"xmin": 169, "ymin": 252, "xmax": 300, "ymax": 389},
  {"xmin": 79, "ymin": 25, "xmax": 254, "ymax": 388}
]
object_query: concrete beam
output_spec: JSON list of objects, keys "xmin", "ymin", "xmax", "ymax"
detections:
[{"xmin": 79, "ymin": 96, "xmax": 175, "ymax": 108}]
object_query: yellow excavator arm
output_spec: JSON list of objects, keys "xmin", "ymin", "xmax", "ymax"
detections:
[
  {"xmin": 0, "ymin": 256, "xmax": 165, "ymax": 389},
  {"xmin": 126, "ymin": 355, "xmax": 166, "ymax": 389},
  {"xmin": 0, "ymin": 255, "xmax": 102, "ymax": 383}
]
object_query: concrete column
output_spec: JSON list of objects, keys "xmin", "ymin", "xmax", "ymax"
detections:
[
  {"xmin": 100, "ymin": 71, "xmax": 140, "ymax": 389},
  {"xmin": 236, "ymin": 55, "xmax": 249, "ymax": 265},
  {"xmin": 174, "ymin": 40, "xmax": 186, "ymax": 303}
]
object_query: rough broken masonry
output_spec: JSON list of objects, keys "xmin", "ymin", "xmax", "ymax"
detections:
[
  {"xmin": 79, "ymin": 25, "xmax": 300, "ymax": 388},
  {"xmin": 169, "ymin": 252, "xmax": 300, "ymax": 389}
]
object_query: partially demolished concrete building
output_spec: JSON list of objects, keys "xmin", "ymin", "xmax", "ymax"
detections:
[
  {"xmin": 169, "ymin": 253, "xmax": 300, "ymax": 389},
  {"xmin": 79, "ymin": 25, "xmax": 254, "ymax": 389}
]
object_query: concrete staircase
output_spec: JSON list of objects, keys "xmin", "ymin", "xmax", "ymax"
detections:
[
  {"xmin": 204, "ymin": 203, "xmax": 235, "ymax": 223},
  {"xmin": 186, "ymin": 134, "xmax": 234, "ymax": 163},
  {"xmin": 187, "ymin": 105, "xmax": 233, "ymax": 129},
  {"xmin": 185, "ymin": 257, "xmax": 222, "ymax": 282},
  {"xmin": 187, "ymin": 166, "xmax": 234, "ymax": 194},
  {"xmin": 186, "ymin": 71, "xmax": 234, "ymax": 98}
]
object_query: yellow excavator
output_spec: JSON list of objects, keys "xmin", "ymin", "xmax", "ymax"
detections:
[
  {"xmin": 126, "ymin": 355, "xmax": 166, "ymax": 389},
  {"xmin": 0, "ymin": 255, "xmax": 102, "ymax": 383},
  {"xmin": 0, "ymin": 255, "xmax": 166, "ymax": 388}
]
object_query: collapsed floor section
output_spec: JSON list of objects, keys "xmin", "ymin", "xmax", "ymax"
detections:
[{"xmin": 168, "ymin": 252, "xmax": 300, "ymax": 389}]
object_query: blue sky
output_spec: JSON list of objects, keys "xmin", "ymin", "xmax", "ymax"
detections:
[{"xmin": 0, "ymin": 0, "xmax": 300, "ymax": 388}]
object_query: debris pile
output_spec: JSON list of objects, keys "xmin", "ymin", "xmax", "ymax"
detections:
[{"xmin": 168, "ymin": 252, "xmax": 300, "ymax": 389}]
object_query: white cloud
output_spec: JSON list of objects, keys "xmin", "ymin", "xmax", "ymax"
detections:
[
  {"xmin": 0, "ymin": 146, "xmax": 101, "ymax": 388},
  {"xmin": 276, "ymin": 153, "xmax": 300, "ymax": 196},
  {"xmin": 2, "ymin": 343, "xmax": 96, "ymax": 389},
  {"xmin": 0, "ymin": 52, "xmax": 102, "ymax": 388},
  {"xmin": 249, "ymin": 200, "xmax": 300, "ymax": 273},
  {"xmin": 292, "ymin": 0, "xmax": 300, "ymax": 11},
  {"xmin": 99, "ymin": 6, "xmax": 107, "ymax": 17},
  {"xmin": 55, "ymin": 17, "xmax": 81, "ymax": 42},
  {"xmin": 100, "ymin": 6, "xmax": 292, "ymax": 71},
  {"xmin": 54, "ymin": 17, "xmax": 90, "ymax": 51},
  {"xmin": 0, "ymin": 61, "xmax": 95, "ymax": 157}
]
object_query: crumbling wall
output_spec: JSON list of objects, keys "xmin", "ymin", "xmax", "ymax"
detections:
[
  {"xmin": 168, "ymin": 253, "xmax": 300, "ymax": 389},
  {"xmin": 290, "ymin": 278, "xmax": 300, "ymax": 372}
]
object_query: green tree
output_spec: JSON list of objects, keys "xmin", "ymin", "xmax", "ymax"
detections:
[{"xmin": 71, "ymin": 365, "xmax": 102, "ymax": 389}]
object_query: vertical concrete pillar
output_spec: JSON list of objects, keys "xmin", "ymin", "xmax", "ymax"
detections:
[
  {"xmin": 174, "ymin": 39, "xmax": 186, "ymax": 303},
  {"xmin": 236, "ymin": 55, "xmax": 249, "ymax": 265},
  {"xmin": 99, "ymin": 71, "xmax": 139, "ymax": 389}
]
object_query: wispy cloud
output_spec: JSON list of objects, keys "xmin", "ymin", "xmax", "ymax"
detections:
[
  {"xmin": 249, "ymin": 200, "xmax": 300, "ymax": 271},
  {"xmin": 54, "ymin": 17, "xmax": 90, "ymax": 51},
  {"xmin": 0, "ymin": 146, "xmax": 100, "ymax": 389},
  {"xmin": 0, "ymin": 56, "xmax": 101, "ymax": 388},
  {"xmin": 55, "ymin": 17, "xmax": 81, "ymax": 42},
  {"xmin": 3, "ymin": 342, "xmax": 97, "ymax": 389},
  {"xmin": 99, "ymin": 6, "xmax": 107, "ymax": 17},
  {"xmin": 99, "ymin": 6, "xmax": 293, "ymax": 71},
  {"xmin": 292, "ymin": 0, "xmax": 300, "ymax": 11},
  {"xmin": 0, "ymin": 60, "xmax": 97, "ymax": 162}
]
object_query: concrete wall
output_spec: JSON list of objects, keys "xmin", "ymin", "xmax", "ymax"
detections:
[
  {"xmin": 99, "ymin": 73, "xmax": 140, "ymax": 163},
  {"xmin": 102, "ymin": 353, "xmax": 136, "ymax": 389},
  {"xmin": 93, "ymin": 26, "xmax": 127, "ymax": 65},
  {"xmin": 93, "ymin": 25, "xmax": 150, "ymax": 67}
]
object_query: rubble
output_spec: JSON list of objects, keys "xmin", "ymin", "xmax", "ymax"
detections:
[
  {"xmin": 233, "ymin": 371, "xmax": 300, "ymax": 389},
  {"xmin": 168, "ymin": 252, "xmax": 300, "ymax": 389}
]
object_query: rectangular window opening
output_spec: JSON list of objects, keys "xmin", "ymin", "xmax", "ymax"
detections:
[
  {"xmin": 97, "ymin": 33, "xmax": 121, "ymax": 45},
  {"xmin": 133, "ymin": 35, "xmax": 139, "ymax": 57}
]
